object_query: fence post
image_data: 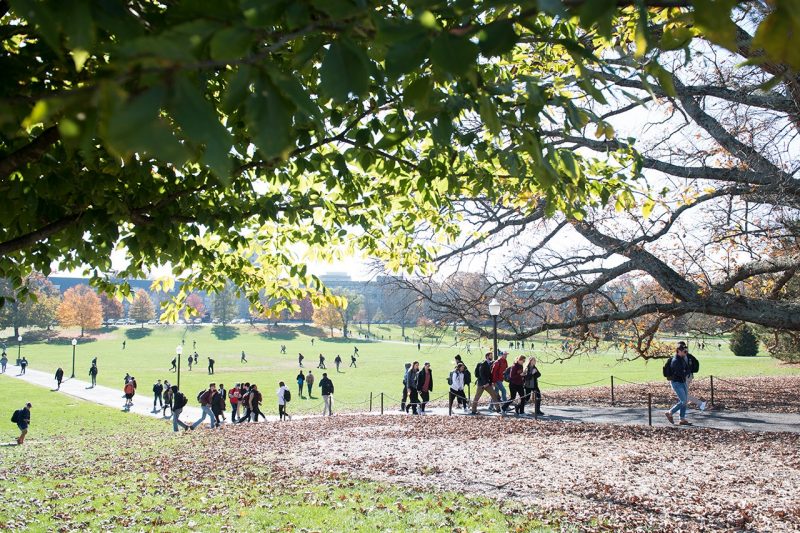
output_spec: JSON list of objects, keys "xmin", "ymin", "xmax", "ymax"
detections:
[
  {"xmin": 380, "ymin": 392, "xmax": 384, "ymax": 415},
  {"xmin": 648, "ymin": 393, "xmax": 652, "ymax": 426},
  {"xmin": 449, "ymin": 396, "xmax": 452, "ymax": 416},
  {"xmin": 611, "ymin": 375, "xmax": 615, "ymax": 406},
  {"xmin": 710, "ymin": 375, "xmax": 715, "ymax": 406},
  {"xmin": 369, "ymin": 392, "xmax": 373, "ymax": 412}
]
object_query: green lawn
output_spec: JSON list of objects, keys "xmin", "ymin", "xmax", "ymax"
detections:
[
  {"xmin": 0, "ymin": 376, "xmax": 555, "ymax": 532},
  {"xmin": 2, "ymin": 323, "xmax": 797, "ymax": 414}
]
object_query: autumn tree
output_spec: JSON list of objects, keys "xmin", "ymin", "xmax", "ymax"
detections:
[
  {"xmin": 184, "ymin": 293, "xmax": 206, "ymax": 320},
  {"xmin": 331, "ymin": 290, "xmax": 361, "ymax": 338},
  {"xmin": 0, "ymin": 274, "xmax": 61, "ymax": 335},
  {"xmin": 57, "ymin": 285, "xmax": 102, "ymax": 336},
  {"xmin": 129, "ymin": 289, "xmax": 155, "ymax": 327},
  {"xmin": 313, "ymin": 302, "xmax": 344, "ymax": 338},
  {"xmin": 2, "ymin": 1, "xmax": 797, "ymax": 323},
  {"xmin": 100, "ymin": 293, "xmax": 123, "ymax": 323},
  {"xmin": 291, "ymin": 296, "xmax": 314, "ymax": 325}
]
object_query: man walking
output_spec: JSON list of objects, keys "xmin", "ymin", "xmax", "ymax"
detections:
[
  {"xmin": 350, "ymin": 354, "xmax": 357, "ymax": 368},
  {"xmin": 491, "ymin": 352, "xmax": 509, "ymax": 410},
  {"xmin": 19, "ymin": 357, "xmax": 27, "ymax": 375},
  {"xmin": 153, "ymin": 379, "xmax": 164, "ymax": 412},
  {"xmin": 277, "ymin": 381, "xmax": 291, "ymax": 421},
  {"xmin": 305, "ymin": 371, "xmax": 315, "ymax": 398},
  {"xmin": 471, "ymin": 352, "xmax": 501, "ymax": 414},
  {"xmin": 677, "ymin": 341, "xmax": 707, "ymax": 410},
  {"xmin": 192, "ymin": 384, "xmax": 218, "ymax": 429},
  {"xmin": 317, "ymin": 353, "xmax": 326, "ymax": 369},
  {"xmin": 12, "ymin": 402, "xmax": 32, "ymax": 445},
  {"xmin": 88, "ymin": 363, "xmax": 98, "ymax": 388},
  {"xmin": 170, "ymin": 358, "xmax": 177, "ymax": 372},
  {"xmin": 229, "ymin": 384, "xmax": 240, "ymax": 422},
  {"xmin": 187, "ymin": 354, "xmax": 193, "ymax": 371},
  {"xmin": 170, "ymin": 386, "xmax": 191, "ymax": 432},
  {"xmin": 334, "ymin": 354, "xmax": 342, "ymax": 372},
  {"xmin": 298, "ymin": 352, "xmax": 304, "ymax": 367},
  {"xmin": 241, "ymin": 350, "xmax": 247, "ymax": 363},
  {"xmin": 665, "ymin": 346, "xmax": 692, "ymax": 426},
  {"xmin": 296, "ymin": 371, "xmax": 305, "ymax": 399},
  {"xmin": 249, "ymin": 384, "xmax": 266, "ymax": 422},
  {"xmin": 54, "ymin": 367, "xmax": 64, "ymax": 390},
  {"xmin": 0, "ymin": 351, "xmax": 7, "ymax": 373},
  {"xmin": 400, "ymin": 362, "xmax": 411, "ymax": 411},
  {"xmin": 207, "ymin": 357, "xmax": 215, "ymax": 375},
  {"xmin": 319, "ymin": 373, "xmax": 334, "ymax": 416}
]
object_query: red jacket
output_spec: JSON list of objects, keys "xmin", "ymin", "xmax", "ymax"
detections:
[
  {"xmin": 491, "ymin": 357, "xmax": 508, "ymax": 383},
  {"xmin": 509, "ymin": 362, "xmax": 524, "ymax": 385}
]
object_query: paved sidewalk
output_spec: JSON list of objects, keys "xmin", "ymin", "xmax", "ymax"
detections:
[{"xmin": 4, "ymin": 364, "xmax": 799, "ymax": 433}]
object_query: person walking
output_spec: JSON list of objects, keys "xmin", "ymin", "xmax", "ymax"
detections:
[
  {"xmin": 416, "ymin": 362, "xmax": 433, "ymax": 414},
  {"xmin": 350, "ymin": 354, "xmax": 357, "ymax": 368},
  {"xmin": 491, "ymin": 352, "xmax": 509, "ymax": 410},
  {"xmin": 12, "ymin": 402, "xmax": 32, "ymax": 445},
  {"xmin": 507, "ymin": 355, "xmax": 526, "ymax": 415},
  {"xmin": 211, "ymin": 385, "xmax": 225, "ymax": 425},
  {"xmin": 319, "ymin": 373, "xmax": 334, "ymax": 416},
  {"xmin": 241, "ymin": 350, "xmax": 247, "ymax": 363},
  {"xmin": 153, "ymin": 380, "xmax": 164, "ymax": 412},
  {"xmin": 163, "ymin": 383, "xmax": 173, "ymax": 417},
  {"xmin": 193, "ymin": 352, "xmax": 198, "ymax": 365},
  {"xmin": 249, "ymin": 384, "xmax": 266, "ymax": 422},
  {"xmin": 400, "ymin": 362, "xmax": 411, "ymax": 411},
  {"xmin": 54, "ymin": 367, "xmax": 64, "ymax": 390},
  {"xmin": 170, "ymin": 358, "xmax": 177, "ymax": 372},
  {"xmin": 122, "ymin": 340, "xmax": 126, "ymax": 350},
  {"xmin": 296, "ymin": 371, "xmax": 305, "ymax": 399},
  {"xmin": 298, "ymin": 352, "xmax": 304, "ymax": 367},
  {"xmin": 278, "ymin": 381, "xmax": 291, "ymax": 421},
  {"xmin": 471, "ymin": 352, "xmax": 501, "ymax": 414},
  {"xmin": 677, "ymin": 341, "xmax": 707, "ymax": 410},
  {"xmin": 207, "ymin": 357, "xmax": 215, "ymax": 375},
  {"xmin": 1, "ymin": 351, "xmax": 7, "ymax": 373},
  {"xmin": 89, "ymin": 363, "xmax": 98, "ymax": 388},
  {"xmin": 192, "ymin": 384, "xmax": 218, "ymax": 429},
  {"xmin": 228, "ymin": 384, "xmax": 240, "ymax": 422},
  {"xmin": 236, "ymin": 384, "xmax": 252, "ymax": 423},
  {"xmin": 448, "ymin": 363, "xmax": 468, "ymax": 412},
  {"xmin": 334, "ymin": 355, "xmax": 342, "ymax": 373},
  {"xmin": 524, "ymin": 357, "xmax": 543, "ymax": 416},
  {"xmin": 317, "ymin": 353, "xmax": 326, "ymax": 369},
  {"xmin": 665, "ymin": 346, "xmax": 692, "ymax": 426},
  {"xmin": 19, "ymin": 357, "xmax": 28, "ymax": 375},
  {"xmin": 170, "ymin": 386, "xmax": 191, "ymax": 432},
  {"xmin": 123, "ymin": 379, "xmax": 135, "ymax": 410},
  {"xmin": 305, "ymin": 371, "xmax": 315, "ymax": 398},
  {"xmin": 405, "ymin": 361, "xmax": 420, "ymax": 415},
  {"xmin": 187, "ymin": 354, "xmax": 193, "ymax": 371}
]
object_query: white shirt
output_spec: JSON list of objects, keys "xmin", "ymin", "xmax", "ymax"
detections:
[
  {"xmin": 277, "ymin": 385, "xmax": 288, "ymax": 406},
  {"xmin": 450, "ymin": 370, "xmax": 465, "ymax": 391}
]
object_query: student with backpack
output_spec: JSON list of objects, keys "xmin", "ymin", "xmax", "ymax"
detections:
[
  {"xmin": 191, "ymin": 383, "xmax": 218, "ymax": 429},
  {"xmin": 677, "ymin": 341, "xmax": 707, "ymax": 410},
  {"xmin": 236, "ymin": 384, "xmax": 252, "ymax": 423},
  {"xmin": 471, "ymin": 352, "xmax": 501, "ymax": 414},
  {"xmin": 162, "ymin": 383, "xmax": 174, "ymax": 417},
  {"xmin": 123, "ymin": 380, "xmax": 135, "ymax": 410},
  {"xmin": 0, "ymin": 352, "xmax": 7, "ymax": 373},
  {"xmin": 334, "ymin": 355, "xmax": 342, "ymax": 372},
  {"xmin": 228, "ymin": 384, "xmax": 240, "ymax": 422},
  {"xmin": 88, "ymin": 363, "xmax": 98, "ymax": 388},
  {"xmin": 212, "ymin": 385, "xmax": 225, "ymax": 425},
  {"xmin": 524, "ymin": 357, "xmax": 544, "ymax": 416},
  {"xmin": 153, "ymin": 380, "xmax": 164, "ymax": 412},
  {"xmin": 319, "ymin": 373, "xmax": 334, "ymax": 416},
  {"xmin": 277, "ymin": 381, "xmax": 291, "ymax": 421},
  {"xmin": 19, "ymin": 357, "xmax": 28, "ymax": 375},
  {"xmin": 405, "ymin": 361, "xmax": 421, "ymax": 415},
  {"xmin": 305, "ymin": 371, "xmax": 315, "ymax": 398},
  {"xmin": 506, "ymin": 355, "xmax": 526, "ymax": 415},
  {"xmin": 11, "ymin": 403, "xmax": 32, "ymax": 445},
  {"xmin": 491, "ymin": 352, "xmax": 509, "ymax": 410},
  {"xmin": 249, "ymin": 384, "xmax": 266, "ymax": 422},
  {"xmin": 664, "ymin": 346, "xmax": 692, "ymax": 426},
  {"xmin": 448, "ymin": 363, "xmax": 468, "ymax": 412},
  {"xmin": 170, "ymin": 386, "xmax": 191, "ymax": 432}
]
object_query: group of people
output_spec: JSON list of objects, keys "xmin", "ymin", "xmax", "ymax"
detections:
[{"xmin": 400, "ymin": 352, "xmax": 545, "ymax": 416}]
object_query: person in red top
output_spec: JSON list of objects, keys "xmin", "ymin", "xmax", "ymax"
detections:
[
  {"xmin": 506, "ymin": 355, "xmax": 526, "ymax": 414},
  {"xmin": 229, "ymin": 384, "xmax": 241, "ymax": 422},
  {"xmin": 491, "ymin": 352, "xmax": 509, "ymax": 409}
]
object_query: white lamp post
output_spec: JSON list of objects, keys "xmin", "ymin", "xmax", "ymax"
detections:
[{"xmin": 488, "ymin": 298, "xmax": 501, "ymax": 358}]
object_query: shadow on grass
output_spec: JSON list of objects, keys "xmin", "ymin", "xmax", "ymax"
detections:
[
  {"xmin": 47, "ymin": 336, "xmax": 99, "ymax": 345},
  {"xmin": 211, "ymin": 325, "xmax": 239, "ymax": 340},
  {"xmin": 296, "ymin": 325, "xmax": 325, "ymax": 338},
  {"xmin": 125, "ymin": 328, "xmax": 153, "ymax": 340},
  {"xmin": 97, "ymin": 326, "xmax": 119, "ymax": 333},
  {"xmin": 258, "ymin": 328, "xmax": 299, "ymax": 341}
]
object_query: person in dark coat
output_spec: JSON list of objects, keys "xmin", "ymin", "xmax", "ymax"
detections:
[
  {"xmin": 405, "ymin": 362, "xmax": 420, "ymax": 415},
  {"xmin": 15, "ymin": 402, "xmax": 32, "ymax": 444},
  {"xmin": 507, "ymin": 356, "xmax": 526, "ymax": 415},
  {"xmin": 416, "ymin": 362, "xmax": 433, "ymax": 414},
  {"xmin": 54, "ymin": 367, "xmax": 64, "ymax": 390},
  {"xmin": 523, "ymin": 357, "xmax": 543, "ymax": 416},
  {"xmin": 319, "ymin": 373, "xmax": 334, "ymax": 416},
  {"xmin": 471, "ymin": 352, "xmax": 500, "ymax": 414},
  {"xmin": 665, "ymin": 346, "xmax": 692, "ymax": 425}
]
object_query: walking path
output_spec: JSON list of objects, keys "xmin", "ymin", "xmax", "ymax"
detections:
[{"xmin": 4, "ymin": 364, "xmax": 799, "ymax": 433}]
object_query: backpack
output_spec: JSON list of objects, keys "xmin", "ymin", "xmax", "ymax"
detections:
[
  {"xmin": 463, "ymin": 368, "xmax": 471, "ymax": 385},
  {"xmin": 503, "ymin": 366, "xmax": 512, "ymax": 382},
  {"xmin": 11, "ymin": 409, "xmax": 22, "ymax": 423},
  {"xmin": 447, "ymin": 372, "xmax": 453, "ymax": 386},
  {"xmin": 662, "ymin": 357, "xmax": 674, "ymax": 380},
  {"xmin": 173, "ymin": 392, "xmax": 187, "ymax": 409},
  {"xmin": 283, "ymin": 389, "xmax": 291, "ymax": 402},
  {"xmin": 687, "ymin": 353, "xmax": 700, "ymax": 373},
  {"xmin": 197, "ymin": 389, "xmax": 206, "ymax": 403},
  {"xmin": 474, "ymin": 362, "xmax": 482, "ymax": 383}
]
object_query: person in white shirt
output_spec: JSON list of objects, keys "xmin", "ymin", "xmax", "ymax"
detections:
[
  {"xmin": 277, "ymin": 381, "xmax": 291, "ymax": 421},
  {"xmin": 448, "ymin": 363, "xmax": 468, "ymax": 412}
]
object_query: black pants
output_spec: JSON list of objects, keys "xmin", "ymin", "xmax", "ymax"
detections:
[
  {"xmin": 237, "ymin": 406, "xmax": 251, "ymax": 422},
  {"xmin": 279, "ymin": 404, "xmax": 289, "ymax": 420},
  {"xmin": 401, "ymin": 385, "xmax": 408, "ymax": 411},
  {"xmin": 298, "ymin": 383, "xmax": 304, "ymax": 397},
  {"xmin": 525, "ymin": 387, "xmax": 542, "ymax": 414},
  {"xmin": 154, "ymin": 393, "xmax": 163, "ymax": 408},
  {"xmin": 449, "ymin": 388, "xmax": 467, "ymax": 410},
  {"xmin": 252, "ymin": 404, "xmax": 266, "ymax": 421},
  {"xmin": 406, "ymin": 389, "xmax": 419, "ymax": 414},
  {"xmin": 419, "ymin": 390, "xmax": 430, "ymax": 412},
  {"xmin": 509, "ymin": 383, "xmax": 525, "ymax": 414}
]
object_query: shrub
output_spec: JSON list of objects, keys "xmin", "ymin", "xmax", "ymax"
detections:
[{"xmin": 730, "ymin": 325, "xmax": 759, "ymax": 357}]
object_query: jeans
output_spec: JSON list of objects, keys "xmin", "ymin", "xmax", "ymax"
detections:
[
  {"xmin": 192, "ymin": 405, "xmax": 217, "ymax": 429},
  {"xmin": 471, "ymin": 384, "xmax": 500, "ymax": 413},
  {"xmin": 230, "ymin": 402, "xmax": 238, "ymax": 422},
  {"xmin": 154, "ymin": 393, "xmax": 163, "ymax": 409},
  {"xmin": 494, "ymin": 381, "xmax": 507, "ymax": 403},
  {"xmin": 172, "ymin": 408, "xmax": 190, "ymax": 432},
  {"xmin": 307, "ymin": 382, "xmax": 313, "ymax": 396},
  {"xmin": 322, "ymin": 395, "xmax": 333, "ymax": 416},
  {"xmin": 90, "ymin": 374, "xmax": 96, "ymax": 386},
  {"xmin": 670, "ymin": 380, "xmax": 688, "ymax": 419},
  {"xmin": 298, "ymin": 383, "xmax": 304, "ymax": 397}
]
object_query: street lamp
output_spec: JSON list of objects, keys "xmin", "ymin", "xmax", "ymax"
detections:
[
  {"xmin": 16, "ymin": 335, "xmax": 22, "ymax": 366},
  {"xmin": 176, "ymin": 345, "xmax": 183, "ymax": 389},
  {"xmin": 71, "ymin": 338, "xmax": 77, "ymax": 378},
  {"xmin": 488, "ymin": 298, "xmax": 501, "ymax": 359}
]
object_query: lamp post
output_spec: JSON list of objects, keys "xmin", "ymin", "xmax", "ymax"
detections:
[
  {"xmin": 488, "ymin": 298, "xmax": 501, "ymax": 359},
  {"xmin": 71, "ymin": 338, "xmax": 77, "ymax": 378},
  {"xmin": 176, "ymin": 345, "xmax": 183, "ymax": 389},
  {"xmin": 16, "ymin": 335, "xmax": 22, "ymax": 366}
]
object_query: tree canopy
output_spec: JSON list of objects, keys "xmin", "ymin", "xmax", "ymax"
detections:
[{"xmin": 1, "ymin": 0, "xmax": 798, "ymax": 323}]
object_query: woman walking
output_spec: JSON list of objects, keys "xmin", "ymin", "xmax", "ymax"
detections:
[
  {"xmin": 523, "ymin": 357, "xmax": 543, "ymax": 416},
  {"xmin": 405, "ymin": 361, "xmax": 420, "ymax": 415}
]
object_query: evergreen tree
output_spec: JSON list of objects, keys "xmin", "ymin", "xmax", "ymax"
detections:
[{"xmin": 730, "ymin": 325, "xmax": 760, "ymax": 357}]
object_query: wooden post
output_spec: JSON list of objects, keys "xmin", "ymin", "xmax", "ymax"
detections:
[
  {"xmin": 648, "ymin": 393, "xmax": 652, "ymax": 426},
  {"xmin": 380, "ymin": 392, "xmax": 384, "ymax": 415},
  {"xmin": 710, "ymin": 375, "xmax": 715, "ymax": 406},
  {"xmin": 369, "ymin": 391, "xmax": 373, "ymax": 412},
  {"xmin": 611, "ymin": 375, "xmax": 615, "ymax": 406}
]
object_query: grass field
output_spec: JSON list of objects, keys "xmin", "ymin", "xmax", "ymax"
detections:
[
  {"xmin": 0, "ymin": 376, "xmax": 554, "ymax": 532},
  {"xmin": 2, "ymin": 323, "xmax": 797, "ymax": 414}
]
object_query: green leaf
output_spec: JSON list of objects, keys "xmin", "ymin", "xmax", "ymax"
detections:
[
  {"xmin": 431, "ymin": 113, "xmax": 453, "ymax": 146},
  {"xmin": 310, "ymin": 0, "xmax": 362, "ymax": 20},
  {"xmin": 660, "ymin": 25, "xmax": 694, "ymax": 51},
  {"xmin": 61, "ymin": 0, "xmax": 94, "ymax": 50},
  {"xmin": 478, "ymin": 20, "xmax": 518, "ymax": 57},
  {"xmin": 246, "ymin": 76, "xmax": 293, "ymax": 159},
  {"xmin": 221, "ymin": 66, "xmax": 253, "ymax": 114},
  {"xmin": 403, "ymin": 76, "xmax": 433, "ymax": 109},
  {"xmin": 578, "ymin": 0, "xmax": 615, "ymax": 39},
  {"xmin": 430, "ymin": 33, "xmax": 478, "ymax": 76},
  {"xmin": 634, "ymin": 3, "xmax": 650, "ymax": 59},
  {"xmin": 645, "ymin": 61, "xmax": 676, "ymax": 97},
  {"xmin": 642, "ymin": 198, "xmax": 655, "ymax": 219},
  {"xmin": 320, "ymin": 38, "xmax": 371, "ymax": 103},
  {"xmin": 692, "ymin": 0, "xmax": 738, "ymax": 50},
  {"xmin": 270, "ymin": 71, "xmax": 320, "ymax": 120},
  {"xmin": 209, "ymin": 26, "xmax": 253, "ymax": 61},
  {"xmin": 752, "ymin": 7, "xmax": 800, "ymax": 70},
  {"xmin": 385, "ymin": 35, "xmax": 431, "ymax": 80},
  {"xmin": 478, "ymin": 96, "xmax": 501, "ymax": 136}
]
